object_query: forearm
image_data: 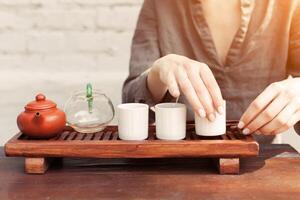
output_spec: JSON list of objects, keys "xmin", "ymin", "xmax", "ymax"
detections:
[{"xmin": 122, "ymin": 71, "xmax": 157, "ymax": 106}]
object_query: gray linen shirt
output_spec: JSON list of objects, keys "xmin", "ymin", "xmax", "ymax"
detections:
[{"xmin": 122, "ymin": 0, "xmax": 300, "ymax": 140}]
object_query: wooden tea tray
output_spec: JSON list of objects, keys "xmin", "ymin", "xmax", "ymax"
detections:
[{"xmin": 5, "ymin": 120, "xmax": 259, "ymax": 175}]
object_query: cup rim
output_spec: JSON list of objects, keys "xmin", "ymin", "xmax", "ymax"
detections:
[
  {"xmin": 118, "ymin": 103, "xmax": 149, "ymax": 110},
  {"xmin": 155, "ymin": 102, "xmax": 186, "ymax": 109}
]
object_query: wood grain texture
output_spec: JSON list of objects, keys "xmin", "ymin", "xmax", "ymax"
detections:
[
  {"xmin": 1, "ymin": 145, "xmax": 300, "ymax": 200},
  {"xmin": 218, "ymin": 158, "xmax": 240, "ymax": 174},
  {"xmin": 5, "ymin": 123, "xmax": 259, "ymax": 159},
  {"xmin": 4, "ymin": 122, "xmax": 259, "ymax": 174},
  {"xmin": 25, "ymin": 157, "xmax": 49, "ymax": 174}
]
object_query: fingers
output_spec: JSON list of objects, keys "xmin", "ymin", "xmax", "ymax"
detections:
[
  {"xmin": 166, "ymin": 72, "xmax": 180, "ymax": 98},
  {"xmin": 175, "ymin": 67, "xmax": 204, "ymax": 118},
  {"xmin": 259, "ymin": 99, "xmax": 300, "ymax": 135},
  {"xmin": 257, "ymin": 99, "xmax": 294, "ymax": 135},
  {"xmin": 185, "ymin": 63, "xmax": 214, "ymax": 119},
  {"xmin": 241, "ymin": 92, "xmax": 290, "ymax": 134},
  {"xmin": 273, "ymin": 109, "xmax": 300, "ymax": 134},
  {"xmin": 160, "ymin": 56, "xmax": 223, "ymax": 121},
  {"xmin": 271, "ymin": 125, "xmax": 290, "ymax": 135},
  {"xmin": 239, "ymin": 82, "xmax": 281, "ymax": 129},
  {"xmin": 286, "ymin": 108, "xmax": 300, "ymax": 127},
  {"xmin": 197, "ymin": 62, "xmax": 224, "ymax": 114}
]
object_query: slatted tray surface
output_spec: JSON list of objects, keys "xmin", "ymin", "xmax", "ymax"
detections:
[{"xmin": 5, "ymin": 121, "xmax": 259, "ymax": 159}]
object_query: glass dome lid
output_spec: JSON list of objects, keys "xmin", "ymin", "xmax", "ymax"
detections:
[{"xmin": 64, "ymin": 84, "xmax": 115, "ymax": 133}]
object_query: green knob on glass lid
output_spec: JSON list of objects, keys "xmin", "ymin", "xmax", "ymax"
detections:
[
  {"xmin": 86, "ymin": 83, "xmax": 93, "ymax": 98},
  {"xmin": 86, "ymin": 83, "xmax": 93, "ymax": 113}
]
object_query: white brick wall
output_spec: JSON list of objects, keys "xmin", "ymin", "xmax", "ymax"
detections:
[{"xmin": 0, "ymin": 0, "xmax": 143, "ymax": 145}]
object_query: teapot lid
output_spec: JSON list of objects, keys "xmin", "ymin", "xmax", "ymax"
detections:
[{"xmin": 25, "ymin": 94, "xmax": 57, "ymax": 111}]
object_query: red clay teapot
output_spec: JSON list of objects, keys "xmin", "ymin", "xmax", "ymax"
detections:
[{"xmin": 17, "ymin": 94, "xmax": 66, "ymax": 139}]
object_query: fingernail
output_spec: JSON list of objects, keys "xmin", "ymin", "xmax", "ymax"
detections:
[
  {"xmin": 198, "ymin": 109, "xmax": 206, "ymax": 118},
  {"xmin": 237, "ymin": 121, "xmax": 245, "ymax": 129},
  {"xmin": 242, "ymin": 128, "xmax": 250, "ymax": 135},
  {"xmin": 208, "ymin": 113, "xmax": 215, "ymax": 122},
  {"xmin": 173, "ymin": 91, "xmax": 180, "ymax": 98},
  {"xmin": 217, "ymin": 106, "xmax": 224, "ymax": 114}
]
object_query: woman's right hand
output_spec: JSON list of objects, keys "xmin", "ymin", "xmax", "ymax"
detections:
[{"xmin": 147, "ymin": 54, "xmax": 224, "ymax": 121}]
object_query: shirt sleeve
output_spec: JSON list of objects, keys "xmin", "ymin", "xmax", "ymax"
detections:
[
  {"xmin": 287, "ymin": 1, "xmax": 300, "ymax": 135},
  {"xmin": 122, "ymin": 0, "xmax": 160, "ymax": 107},
  {"xmin": 287, "ymin": 1, "xmax": 300, "ymax": 76}
]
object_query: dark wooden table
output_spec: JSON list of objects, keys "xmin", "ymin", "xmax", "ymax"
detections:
[{"xmin": 1, "ymin": 144, "xmax": 300, "ymax": 200}]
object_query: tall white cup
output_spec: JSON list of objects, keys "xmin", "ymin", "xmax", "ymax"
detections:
[
  {"xmin": 154, "ymin": 103, "xmax": 186, "ymax": 140},
  {"xmin": 195, "ymin": 101, "xmax": 226, "ymax": 136},
  {"xmin": 117, "ymin": 103, "xmax": 148, "ymax": 140}
]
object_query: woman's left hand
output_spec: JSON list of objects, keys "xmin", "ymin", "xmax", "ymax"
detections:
[{"xmin": 238, "ymin": 77, "xmax": 300, "ymax": 135}]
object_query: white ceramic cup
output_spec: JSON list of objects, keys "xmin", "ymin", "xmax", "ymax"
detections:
[
  {"xmin": 195, "ymin": 101, "xmax": 226, "ymax": 136},
  {"xmin": 154, "ymin": 103, "xmax": 186, "ymax": 140},
  {"xmin": 117, "ymin": 103, "xmax": 149, "ymax": 140}
]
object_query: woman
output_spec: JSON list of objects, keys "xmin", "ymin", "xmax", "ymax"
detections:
[{"xmin": 122, "ymin": 0, "xmax": 300, "ymax": 142}]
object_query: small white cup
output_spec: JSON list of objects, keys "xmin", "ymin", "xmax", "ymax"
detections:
[
  {"xmin": 117, "ymin": 103, "xmax": 149, "ymax": 140},
  {"xmin": 195, "ymin": 101, "xmax": 226, "ymax": 136},
  {"xmin": 154, "ymin": 103, "xmax": 186, "ymax": 140}
]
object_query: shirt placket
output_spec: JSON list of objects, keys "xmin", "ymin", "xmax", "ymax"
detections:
[
  {"xmin": 226, "ymin": 0, "xmax": 255, "ymax": 67},
  {"xmin": 189, "ymin": 0, "xmax": 255, "ymax": 68}
]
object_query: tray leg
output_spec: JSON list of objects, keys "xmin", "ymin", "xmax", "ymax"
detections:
[
  {"xmin": 218, "ymin": 158, "xmax": 240, "ymax": 174},
  {"xmin": 25, "ymin": 157, "xmax": 50, "ymax": 174}
]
